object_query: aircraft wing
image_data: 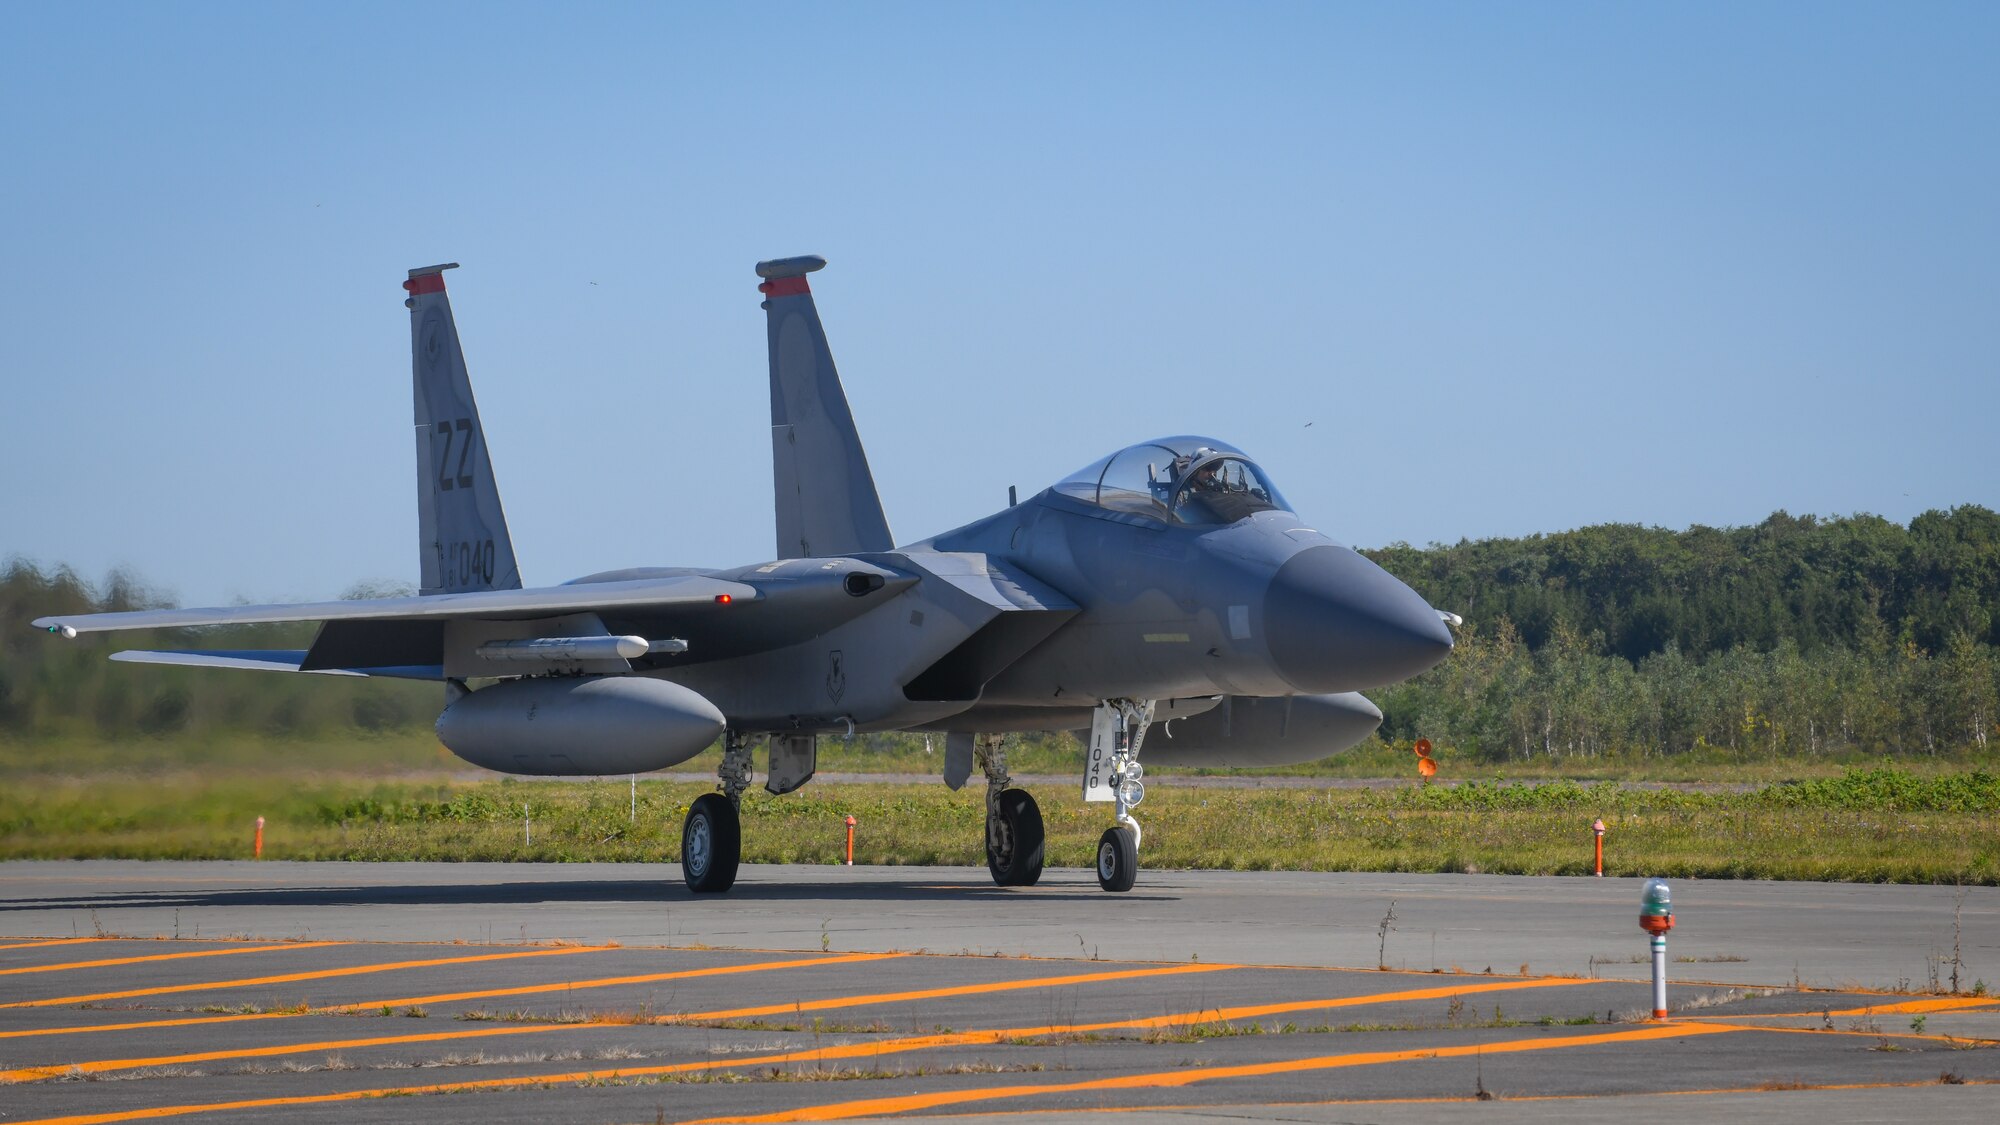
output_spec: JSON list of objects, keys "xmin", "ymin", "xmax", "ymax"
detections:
[
  {"xmin": 31, "ymin": 575, "xmax": 755, "ymax": 636},
  {"xmin": 35, "ymin": 563, "xmax": 917, "ymax": 682}
]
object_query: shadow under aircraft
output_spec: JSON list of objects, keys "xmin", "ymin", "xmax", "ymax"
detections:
[{"xmin": 35, "ymin": 256, "xmax": 1456, "ymax": 894}]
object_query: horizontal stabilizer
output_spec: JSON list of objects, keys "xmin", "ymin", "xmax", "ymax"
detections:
[
  {"xmin": 110, "ymin": 650, "xmax": 444, "ymax": 680},
  {"xmin": 33, "ymin": 574, "xmax": 756, "ymax": 636}
]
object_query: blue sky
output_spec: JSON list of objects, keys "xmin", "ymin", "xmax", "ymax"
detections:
[{"xmin": 3, "ymin": 3, "xmax": 1994, "ymax": 607}]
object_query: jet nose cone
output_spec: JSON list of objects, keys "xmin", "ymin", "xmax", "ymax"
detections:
[{"xmin": 1262, "ymin": 546, "xmax": 1454, "ymax": 692}]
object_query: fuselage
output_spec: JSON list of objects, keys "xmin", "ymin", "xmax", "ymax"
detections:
[{"xmin": 577, "ymin": 436, "xmax": 1453, "ymax": 736}]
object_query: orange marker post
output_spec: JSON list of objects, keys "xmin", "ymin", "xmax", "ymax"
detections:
[
  {"xmin": 253, "ymin": 816, "xmax": 265, "ymax": 860},
  {"xmin": 1593, "ymin": 818, "xmax": 1605, "ymax": 877},
  {"xmin": 844, "ymin": 815, "xmax": 857, "ymax": 866}
]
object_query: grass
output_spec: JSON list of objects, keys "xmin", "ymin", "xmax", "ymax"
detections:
[
  {"xmin": 1, "ymin": 766, "xmax": 1994, "ymax": 884},
  {"xmin": 9, "ymin": 729, "xmax": 1999, "ymax": 786}
]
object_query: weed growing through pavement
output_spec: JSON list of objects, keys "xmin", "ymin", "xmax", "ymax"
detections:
[{"xmin": 1376, "ymin": 900, "xmax": 1398, "ymax": 969}]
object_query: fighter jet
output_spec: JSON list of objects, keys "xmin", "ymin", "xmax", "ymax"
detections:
[{"xmin": 34, "ymin": 257, "xmax": 1456, "ymax": 893}]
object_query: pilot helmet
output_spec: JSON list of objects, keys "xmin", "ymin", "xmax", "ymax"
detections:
[{"xmin": 1172, "ymin": 448, "xmax": 1218, "ymax": 480}]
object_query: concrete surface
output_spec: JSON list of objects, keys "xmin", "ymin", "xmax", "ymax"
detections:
[{"xmin": 0, "ymin": 861, "xmax": 1993, "ymax": 1124}]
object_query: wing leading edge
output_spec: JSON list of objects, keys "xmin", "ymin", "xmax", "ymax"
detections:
[{"xmin": 30, "ymin": 574, "xmax": 757, "ymax": 637}]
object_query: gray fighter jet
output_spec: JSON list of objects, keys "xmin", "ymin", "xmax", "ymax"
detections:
[{"xmin": 34, "ymin": 257, "xmax": 1456, "ymax": 893}]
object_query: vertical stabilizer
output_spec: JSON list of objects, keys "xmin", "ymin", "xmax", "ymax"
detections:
[
  {"xmin": 757, "ymin": 256, "xmax": 894, "ymax": 559},
  {"xmin": 404, "ymin": 264, "xmax": 523, "ymax": 595}
]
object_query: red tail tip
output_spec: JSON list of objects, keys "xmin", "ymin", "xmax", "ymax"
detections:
[{"xmin": 758, "ymin": 276, "xmax": 810, "ymax": 298}]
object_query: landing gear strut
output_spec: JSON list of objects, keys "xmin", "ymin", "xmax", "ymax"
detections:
[
  {"xmin": 1085, "ymin": 699, "xmax": 1154, "ymax": 892},
  {"xmin": 682, "ymin": 731, "xmax": 754, "ymax": 893},
  {"xmin": 976, "ymin": 734, "xmax": 1043, "ymax": 886}
]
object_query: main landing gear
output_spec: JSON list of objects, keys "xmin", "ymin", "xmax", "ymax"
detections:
[
  {"xmin": 976, "ymin": 734, "xmax": 1044, "ymax": 886},
  {"xmin": 682, "ymin": 731, "xmax": 754, "ymax": 893},
  {"xmin": 1086, "ymin": 699, "xmax": 1155, "ymax": 893},
  {"xmin": 965, "ymin": 700, "xmax": 1155, "ymax": 893}
]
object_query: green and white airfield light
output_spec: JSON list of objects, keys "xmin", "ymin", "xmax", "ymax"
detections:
[{"xmin": 1639, "ymin": 877, "xmax": 1674, "ymax": 1019}]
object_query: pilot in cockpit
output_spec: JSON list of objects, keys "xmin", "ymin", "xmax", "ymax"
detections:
[
  {"xmin": 1063, "ymin": 438, "xmax": 1289, "ymax": 525},
  {"xmin": 1168, "ymin": 452, "xmax": 1226, "ymax": 521},
  {"xmin": 1167, "ymin": 449, "xmax": 1220, "ymax": 490}
]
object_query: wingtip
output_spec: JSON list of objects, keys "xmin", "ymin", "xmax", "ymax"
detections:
[{"xmin": 32, "ymin": 619, "xmax": 77, "ymax": 639}]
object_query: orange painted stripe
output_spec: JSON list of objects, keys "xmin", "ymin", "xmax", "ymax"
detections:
[
  {"xmin": 0, "ymin": 957, "xmax": 1218, "ymax": 1084},
  {"xmin": 1080, "ymin": 975, "xmax": 1586, "ymax": 1032},
  {"xmin": 0, "ymin": 951, "xmax": 888, "ymax": 1040},
  {"xmin": 686, "ymin": 1022, "xmax": 1741, "ymax": 1123},
  {"xmin": 0, "ymin": 942, "xmax": 339, "ymax": 976},
  {"xmin": 660, "ymin": 961, "xmax": 1234, "ymax": 1024},
  {"xmin": 1, "ymin": 958, "xmax": 1219, "ymax": 1080},
  {"xmin": 0, "ymin": 975, "xmax": 1597, "ymax": 1118},
  {"xmin": 0, "ymin": 954, "xmax": 892, "ymax": 1082},
  {"xmin": 1675, "ymin": 994, "xmax": 2000, "ymax": 1020},
  {"xmin": 340, "ymin": 951, "xmax": 896, "ymax": 1011},
  {"xmin": 0, "ymin": 952, "xmax": 883, "ymax": 1042},
  {"xmin": 5, "ymin": 1017, "xmax": 1739, "ymax": 1125},
  {"xmin": 694, "ymin": 1077, "xmax": 1997, "ymax": 1120},
  {"xmin": 1686, "ymin": 1020, "xmax": 2000, "ymax": 1046},
  {"xmin": 0, "ymin": 938, "xmax": 109, "ymax": 952},
  {"xmin": 0, "ymin": 1022, "xmax": 607, "ymax": 1083},
  {"xmin": 0, "ymin": 1011, "xmax": 298, "ymax": 1042},
  {"xmin": 0, "ymin": 946, "xmax": 602, "ymax": 1009},
  {"xmin": 1806, "ymin": 995, "xmax": 2000, "ymax": 1017}
]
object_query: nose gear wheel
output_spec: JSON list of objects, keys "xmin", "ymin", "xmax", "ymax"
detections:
[{"xmin": 1096, "ymin": 825, "xmax": 1138, "ymax": 892}]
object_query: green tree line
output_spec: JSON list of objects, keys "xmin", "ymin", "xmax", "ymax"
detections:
[
  {"xmin": 4, "ymin": 503, "xmax": 1996, "ymax": 764},
  {"xmin": 0, "ymin": 560, "xmax": 437, "ymax": 743},
  {"xmin": 1362, "ymin": 507, "xmax": 1999, "ymax": 761}
]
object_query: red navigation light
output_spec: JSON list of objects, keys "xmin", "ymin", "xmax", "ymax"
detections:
[{"xmin": 715, "ymin": 594, "xmax": 733, "ymax": 605}]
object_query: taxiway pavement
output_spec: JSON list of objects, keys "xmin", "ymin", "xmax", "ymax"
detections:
[
  {"xmin": 0, "ymin": 862, "xmax": 1993, "ymax": 1123},
  {"xmin": 1, "ymin": 861, "xmax": 1991, "ymax": 989}
]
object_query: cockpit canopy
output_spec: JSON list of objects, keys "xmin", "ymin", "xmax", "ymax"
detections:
[{"xmin": 1053, "ymin": 436, "xmax": 1292, "ymax": 526}]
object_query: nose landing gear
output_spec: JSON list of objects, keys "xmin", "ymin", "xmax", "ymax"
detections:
[
  {"xmin": 1096, "ymin": 824, "xmax": 1138, "ymax": 892},
  {"xmin": 1085, "ymin": 699, "xmax": 1155, "ymax": 892}
]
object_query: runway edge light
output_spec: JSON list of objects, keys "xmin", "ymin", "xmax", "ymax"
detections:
[{"xmin": 1640, "ymin": 877, "xmax": 1673, "ymax": 1019}]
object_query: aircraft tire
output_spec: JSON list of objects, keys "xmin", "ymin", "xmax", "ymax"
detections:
[
  {"xmin": 986, "ymin": 789, "xmax": 1045, "ymax": 887},
  {"xmin": 1095, "ymin": 825, "xmax": 1138, "ymax": 893},
  {"xmin": 681, "ymin": 793, "xmax": 740, "ymax": 894}
]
